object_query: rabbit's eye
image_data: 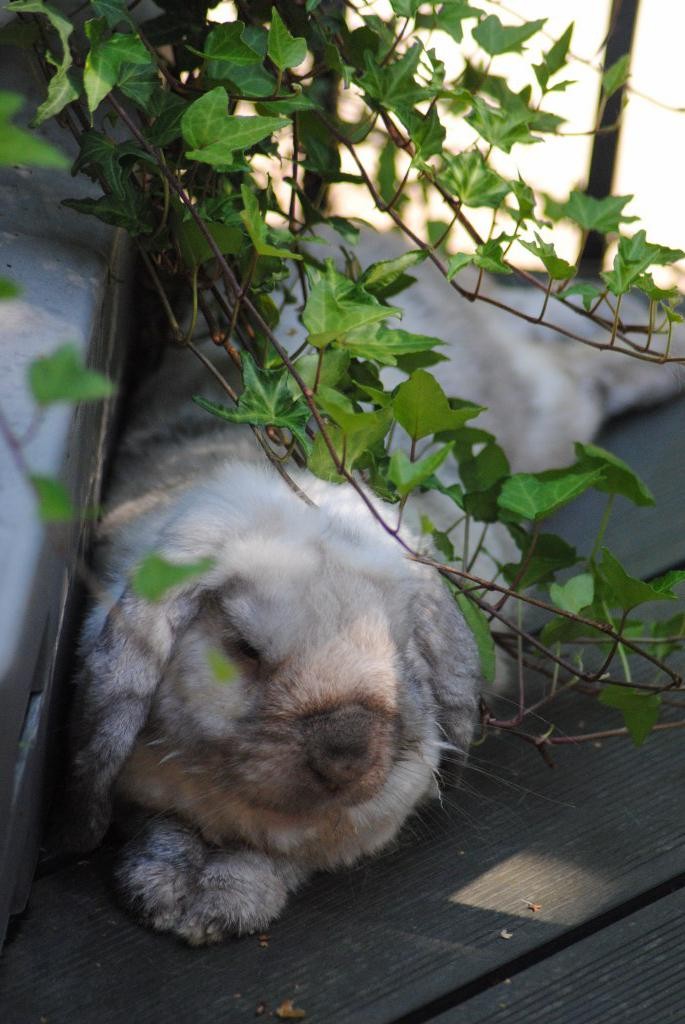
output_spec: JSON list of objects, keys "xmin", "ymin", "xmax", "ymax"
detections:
[{"xmin": 233, "ymin": 636, "xmax": 260, "ymax": 662}]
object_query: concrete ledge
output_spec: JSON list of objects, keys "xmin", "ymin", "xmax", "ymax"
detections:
[{"xmin": 0, "ymin": 44, "xmax": 132, "ymax": 946}]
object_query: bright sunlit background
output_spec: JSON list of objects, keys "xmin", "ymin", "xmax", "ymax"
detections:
[{"xmin": 209, "ymin": 0, "xmax": 685, "ymax": 286}]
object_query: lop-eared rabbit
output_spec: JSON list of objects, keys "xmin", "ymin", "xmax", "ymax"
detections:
[{"xmin": 64, "ymin": 231, "xmax": 682, "ymax": 945}]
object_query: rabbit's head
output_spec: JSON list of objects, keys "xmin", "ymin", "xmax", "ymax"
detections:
[{"xmin": 66, "ymin": 465, "xmax": 480, "ymax": 856}]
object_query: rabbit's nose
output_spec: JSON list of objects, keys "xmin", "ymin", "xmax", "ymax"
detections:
[{"xmin": 302, "ymin": 705, "xmax": 376, "ymax": 789}]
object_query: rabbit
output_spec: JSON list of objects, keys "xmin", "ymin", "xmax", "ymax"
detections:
[{"xmin": 62, "ymin": 229, "xmax": 684, "ymax": 946}]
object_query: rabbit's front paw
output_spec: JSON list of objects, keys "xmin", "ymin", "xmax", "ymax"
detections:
[{"xmin": 116, "ymin": 820, "xmax": 303, "ymax": 945}]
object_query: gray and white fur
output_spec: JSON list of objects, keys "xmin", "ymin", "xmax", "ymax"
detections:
[{"xmin": 63, "ymin": 230, "xmax": 683, "ymax": 945}]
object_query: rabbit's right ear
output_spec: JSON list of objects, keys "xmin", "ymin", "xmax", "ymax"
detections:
[{"xmin": 62, "ymin": 586, "xmax": 200, "ymax": 851}]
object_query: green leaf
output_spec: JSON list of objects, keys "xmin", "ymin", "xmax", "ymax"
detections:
[
  {"xmin": 598, "ymin": 685, "xmax": 660, "ymax": 746},
  {"xmin": 550, "ymin": 573, "xmax": 594, "ymax": 614},
  {"xmin": 601, "ymin": 230, "xmax": 685, "ymax": 296},
  {"xmin": 206, "ymin": 648, "xmax": 239, "ymax": 684},
  {"xmin": 442, "ymin": 150, "xmax": 511, "ymax": 208},
  {"xmin": 602, "ymin": 54, "xmax": 630, "ymax": 99},
  {"xmin": 291, "ymin": 351, "xmax": 350, "ymax": 393},
  {"xmin": 359, "ymin": 250, "xmax": 428, "ymax": 293},
  {"xmin": 446, "ymin": 252, "xmax": 474, "ymax": 279},
  {"xmin": 503, "ymin": 532, "xmax": 578, "ymax": 589},
  {"xmin": 433, "ymin": 1, "xmax": 482, "ymax": 44},
  {"xmin": 337, "ymin": 325, "xmax": 445, "ymax": 367},
  {"xmin": 0, "ymin": 278, "xmax": 20, "ymax": 299},
  {"xmin": 393, "ymin": 370, "xmax": 484, "ymax": 441},
  {"xmin": 193, "ymin": 354, "xmax": 311, "ymax": 449},
  {"xmin": 473, "ymin": 236, "xmax": 512, "ymax": 274},
  {"xmin": 498, "ymin": 466, "xmax": 604, "ymax": 521},
  {"xmin": 174, "ymin": 214, "xmax": 243, "ymax": 269},
  {"xmin": 466, "ymin": 94, "xmax": 538, "ymax": 152},
  {"xmin": 182, "ymin": 87, "xmax": 287, "ymax": 165},
  {"xmin": 29, "ymin": 344, "xmax": 115, "ymax": 405},
  {"xmin": 132, "ymin": 553, "xmax": 216, "ymax": 603},
  {"xmin": 0, "ymin": 91, "xmax": 69, "ymax": 168},
  {"xmin": 83, "ymin": 21, "xmax": 153, "ymax": 114},
  {"xmin": 267, "ymin": 7, "xmax": 307, "ymax": 71},
  {"xmin": 33, "ymin": 66, "xmax": 79, "ymax": 125},
  {"xmin": 534, "ymin": 22, "xmax": 573, "ymax": 92},
  {"xmin": 317, "ymin": 388, "xmax": 392, "ymax": 443},
  {"xmin": 454, "ymin": 590, "xmax": 495, "ymax": 683},
  {"xmin": 548, "ymin": 191, "xmax": 638, "ymax": 234},
  {"xmin": 388, "ymin": 444, "xmax": 454, "ymax": 498},
  {"xmin": 13, "ymin": 0, "xmax": 80, "ymax": 126},
  {"xmin": 196, "ymin": 22, "xmax": 263, "ymax": 69},
  {"xmin": 649, "ymin": 569, "xmax": 685, "ymax": 595},
  {"xmin": 303, "ymin": 262, "xmax": 400, "ymax": 348},
  {"xmin": 519, "ymin": 232, "xmax": 576, "ymax": 280},
  {"xmin": 30, "ymin": 475, "xmax": 73, "ymax": 522},
  {"xmin": 598, "ymin": 548, "xmax": 678, "ymax": 610},
  {"xmin": 557, "ymin": 281, "xmax": 604, "ymax": 311},
  {"xmin": 574, "ymin": 442, "xmax": 654, "ymax": 507},
  {"xmin": 473, "ymin": 14, "xmax": 546, "ymax": 56},
  {"xmin": 460, "ymin": 443, "xmax": 510, "ymax": 492},
  {"xmin": 240, "ymin": 185, "xmax": 302, "ymax": 260},
  {"xmin": 91, "ymin": 0, "xmax": 133, "ymax": 28},
  {"xmin": 62, "ymin": 192, "xmax": 153, "ymax": 235},
  {"xmin": 361, "ymin": 45, "xmax": 431, "ymax": 124}
]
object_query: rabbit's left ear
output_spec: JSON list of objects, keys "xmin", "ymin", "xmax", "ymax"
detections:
[
  {"xmin": 412, "ymin": 577, "xmax": 481, "ymax": 776},
  {"xmin": 61, "ymin": 585, "xmax": 202, "ymax": 851}
]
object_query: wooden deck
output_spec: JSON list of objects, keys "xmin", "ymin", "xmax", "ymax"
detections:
[{"xmin": 1, "ymin": 399, "xmax": 684, "ymax": 1024}]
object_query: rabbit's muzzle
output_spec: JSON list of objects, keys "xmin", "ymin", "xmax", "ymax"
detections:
[{"xmin": 301, "ymin": 704, "xmax": 390, "ymax": 794}]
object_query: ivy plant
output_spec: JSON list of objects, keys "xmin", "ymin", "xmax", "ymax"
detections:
[{"xmin": 2, "ymin": 0, "xmax": 684, "ymax": 754}]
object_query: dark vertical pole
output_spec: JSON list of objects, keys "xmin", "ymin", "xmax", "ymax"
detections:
[{"xmin": 580, "ymin": 0, "xmax": 641, "ymax": 272}]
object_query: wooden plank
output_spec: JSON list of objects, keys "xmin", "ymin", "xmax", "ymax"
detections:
[
  {"xmin": 1, "ymin": 693, "xmax": 683, "ymax": 1024},
  {"xmin": 441, "ymin": 886, "xmax": 685, "ymax": 1023}
]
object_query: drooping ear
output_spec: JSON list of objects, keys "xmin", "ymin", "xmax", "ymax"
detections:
[
  {"xmin": 412, "ymin": 576, "xmax": 481, "ymax": 783},
  {"xmin": 61, "ymin": 585, "xmax": 202, "ymax": 851}
]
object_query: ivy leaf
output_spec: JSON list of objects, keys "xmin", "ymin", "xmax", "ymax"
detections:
[
  {"xmin": 498, "ymin": 466, "xmax": 603, "ymax": 521},
  {"xmin": 62, "ymin": 191, "xmax": 153, "ymax": 235},
  {"xmin": 503, "ymin": 532, "xmax": 578, "ymax": 589},
  {"xmin": 574, "ymin": 442, "xmax": 654, "ymax": 507},
  {"xmin": 460, "ymin": 443, "xmax": 510, "ymax": 492},
  {"xmin": 316, "ymin": 388, "xmax": 392, "ymax": 445},
  {"xmin": 6, "ymin": 1, "xmax": 76, "ymax": 125},
  {"xmin": 0, "ymin": 91, "xmax": 69, "ymax": 168},
  {"xmin": 132, "ymin": 553, "xmax": 216, "ymax": 602},
  {"xmin": 83, "ymin": 21, "xmax": 153, "ymax": 114},
  {"xmin": 30, "ymin": 475, "xmax": 74, "ymax": 522},
  {"xmin": 601, "ymin": 231, "xmax": 685, "ymax": 296},
  {"xmin": 466, "ymin": 95, "xmax": 538, "ymax": 152},
  {"xmin": 91, "ymin": 0, "xmax": 133, "ymax": 28},
  {"xmin": 534, "ymin": 22, "xmax": 573, "ymax": 92},
  {"xmin": 206, "ymin": 649, "xmax": 239, "ymax": 684},
  {"xmin": 547, "ymin": 191, "xmax": 638, "ymax": 234},
  {"xmin": 173, "ymin": 214, "xmax": 243, "ymax": 270},
  {"xmin": 361, "ymin": 45, "xmax": 431, "ymax": 123},
  {"xmin": 303, "ymin": 262, "xmax": 400, "ymax": 348},
  {"xmin": 473, "ymin": 236, "xmax": 513, "ymax": 274},
  {"xmin": 550, "ymin": 573, "xmax": 594, "ymax": 614},
  {"xmin": 72, "ymin": 130, "xmax": 149, "ymax": 200},
  {"xmin": 359, "ymin": 250, "xmax": 428, "ymax": 293},
  {"xmin": 29, "ymin": 344, "xmax": 115, "ymax": 405},
  {"xmin": 454, "ymin": 589, "xmax": 496, "ymax": 683},
  {"xmin": 193, "ymin": 354, "xmax": 311, "ymax": 449},
  {"xmin": 388, "ymin": 444, "xmax": 454, "ymax": 498},
  {"xmin": 557, "ymin": 281, "xmax": 605, "ymax": 311},
  {"xmin": 473, "ymin": 15, "xmax": 546, "ymax": 56},
  {"xmin": 432, "ymin": 1, "xmax": 482, "ymax": 44},
  {"xmin": 0, "ymin": 278, "xmax": 20, "ymax": 299},
  {"xmin": 649, "ymin": 569, "xmax": 685, "ymax": 595},
  {"xmin": 602, "ymin": 54, "xmax": 630, "ymax": 99},
  {"xmin": 240, "ymin": 185, "xmax": 302, "ymax": 260},
  {"xmin": 268, "ymin": 7, "xmax": 307, "ymax": 70},
  {"xmin": 145, "ymin": 90, "xmax": 187, "ymax": 146},
  {"xmin": 519, "ymin": 232, "xmax": 576, "ymax": 280},
  {"xmin": 337, "ymin": 325, "xmax": 445, "ymax": 367},
  {"xmin": 598, "ymin": 548, "xmax": 678, "ymax": 610},
  {"xmin": 442, "ymin": 150, "xmax": 511, "ymax": 208},
  {"xmin": 598, "ymin": 685, "xmax": 660, "ymax": 746},
  {"xmin": 194, "ymin": 22, "xmax": 263, "ymax": 69},
  {"xmin": 181, "ymin": 87, "xmax": 287, "ymax": 165},
  {"xmin": 393, "ymin": 371, "xmax": 484, "ymax": 441}
]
